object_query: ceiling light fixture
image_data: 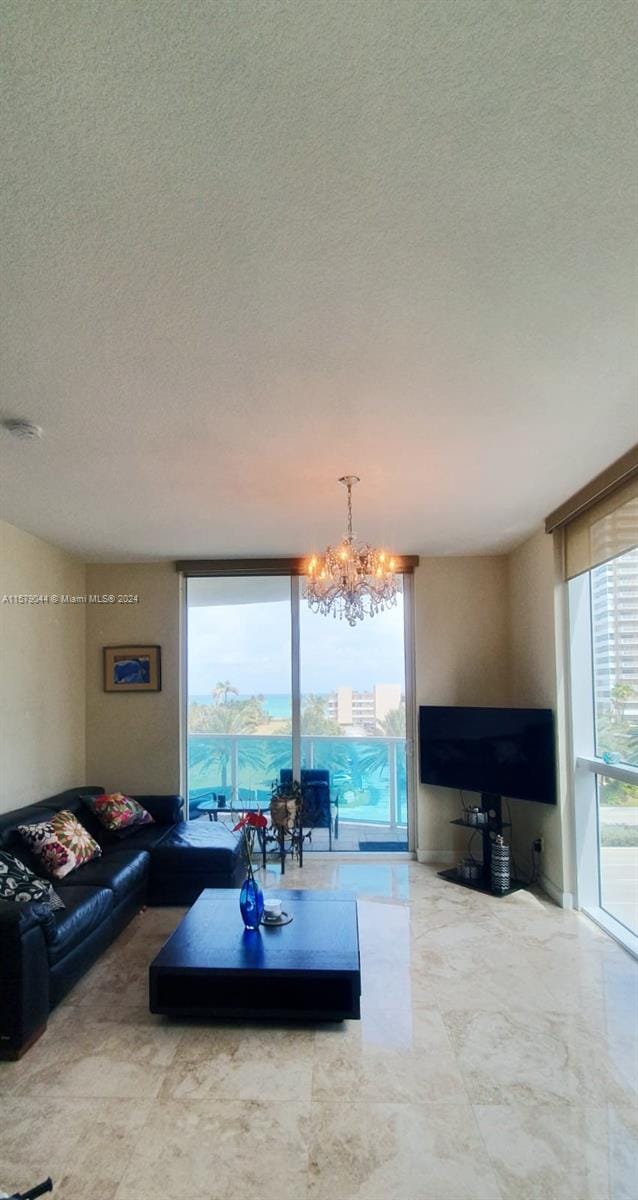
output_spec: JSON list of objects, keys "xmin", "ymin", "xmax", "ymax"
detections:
[
  {"xmin": 2, "ymin": 418, "xmax": 43, "ymax": 440},
  {"xmin": 304, "ymin": 476, "xmax": 399, "ymax": 626}
]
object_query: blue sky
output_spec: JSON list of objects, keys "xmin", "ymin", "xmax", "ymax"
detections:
[{"xmin": 188, "ymin": 594, "xmax": 405, "ymax": 695}]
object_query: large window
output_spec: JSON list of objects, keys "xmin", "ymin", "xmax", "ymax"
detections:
[
  {"xmin": 185, "ymin": 574, "xmax": 413, "ymax": 850},
  {"xmin": 570, "ymin": 546, "xmax": 638, "ymax": 950},
  {"xmin": 299, "ymin": 592, "xmax": 408, "ymax": 833},
  {"xmin": 590, "ymin": 549, "xmax": 638, "ymax": 935},
  {"xmin": 592, "ymin": 550, "xmax": 638, "ymax": 770},
  {"xmin": 187, "ymin": 577, "xmax": 292, "ymax": 809}
]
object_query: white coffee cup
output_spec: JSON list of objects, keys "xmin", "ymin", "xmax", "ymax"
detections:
[{"xmin": 264, "ymin": 898, "xmax": 282, "ymax": 921}]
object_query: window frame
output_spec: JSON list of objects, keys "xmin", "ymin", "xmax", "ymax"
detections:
[
  {"xmin": 569, "ymin": 571, "xmax": 638, "ymax": 958},
  {"xmin": 181, "ymin": 570, "xmax": 417, "ymax": 851}
]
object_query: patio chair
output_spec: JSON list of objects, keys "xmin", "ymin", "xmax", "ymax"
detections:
[{"xmin": 279, "ymin": 769, "xmax": 339, "ymax": 854}]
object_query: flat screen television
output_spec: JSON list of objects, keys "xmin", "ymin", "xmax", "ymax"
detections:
[{"xmin": 419, "ymin": 705, "xmax": 556, "ymax": 805}]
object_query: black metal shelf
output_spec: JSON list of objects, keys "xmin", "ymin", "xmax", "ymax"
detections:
[
  {"xmin": 437, "ymin": 793, "xmax": 525, "ymax": 898},
  {"xmin": 451, "ymin": 818, "xmax": 512, "ymax": 832},
  {"xmin": 438, "ymin": 867, "xmax": 525, "ymax": 897}
]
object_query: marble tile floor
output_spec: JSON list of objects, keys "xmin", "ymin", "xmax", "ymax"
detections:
[{"xmin": 1, "ymin": 861, "xmax": 636, "ymax": 1200}]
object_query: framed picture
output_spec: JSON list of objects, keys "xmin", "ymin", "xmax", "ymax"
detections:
[{"xmin": 103, "ymin": 645, "xmax": 161, "ymax": 692}]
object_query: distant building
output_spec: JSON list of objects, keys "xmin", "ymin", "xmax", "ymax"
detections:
[
  {"xmin": 591, "ymin": 495, "xmax": 638, "ymax": 726},
  {"xmin": 592, "ymin": 544, "xmax": 638, "ymax": 723},
  {"xmin": 327, "ymin": 684, "xmax": 402, "ymax": 733}
]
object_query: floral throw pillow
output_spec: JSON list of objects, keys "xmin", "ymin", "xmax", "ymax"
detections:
[
  {"xmin": 82, "ymin": 792, "xmax": 154, "ymax": 835},
  {"xmin": 0, "ymin": 850, "xmax": 65, "ymax": 910},
  {"xmin": 17, "ymin": 810, "xmax": 101, "ymax": 880}
]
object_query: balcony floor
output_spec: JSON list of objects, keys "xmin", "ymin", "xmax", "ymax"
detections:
[{"xmin": 193, "ymin": 813, "xmax": 409, "ymax": 852}]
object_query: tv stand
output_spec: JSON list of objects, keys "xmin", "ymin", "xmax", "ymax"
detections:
[{"xmin": 438, "ymin": 793, "xmax": 525, "ymax": 897}]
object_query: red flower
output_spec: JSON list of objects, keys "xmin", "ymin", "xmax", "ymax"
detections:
[
  {"xmin": 44, "ymin": 843, "xmax": 69, "ymax": 867},
  {"xmin": 233, "ymin": 810, "xmax": 268, "ymax": 832}
]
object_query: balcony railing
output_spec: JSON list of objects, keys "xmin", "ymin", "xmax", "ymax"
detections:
[{"xmin": 187, "ymin": 732, "xmax": 408, "ymax": 828}]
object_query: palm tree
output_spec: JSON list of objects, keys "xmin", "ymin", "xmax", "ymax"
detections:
[
  {"xmin": 279, "ymin": 695, "xmax": 341, "ymax": 736},
  {"xmin": 201, "ymin": 702, "xmax": 261, "ymax": 735},
  {"xmin": 190, "ymin": 736, "xmax": 266, "ymax": 792},
  {"xmin": 265, "ymin": 738, "xmax": 296, "ymax": 782},
  {"xmin": 301, "ymin": 695, "xmax": 342, "ymax": 736},
  {"xmin": 187, "ymin": 691, "xmax": 272, "ymax": 792},
  {"xmin": 357, "ymin": 740, "xmax": 391, "ymax": 784},
  {"xmin": 189, "ymin": 697, "xmax": 266, "ymax": 789},
  {"xmin": 376, "ymin": 704, "xmax": 406, "ymax": 738},
  {"xmin": 188, "ymin": 702, "xmax": 216, "ymax": 732},
  {"xmin": 628, "ymin": 723, "xmax": 638, "ymax": 762},
  {"xmin": 611, "ymin": 682, "xmax": 636, "ymax": 723},
  {"xmin": 240, "ymin": 694, "xmax": 270, "ymax": 727},
  {"xmin": 596, "ymin": 711, "xmax": 625, "ymax": 758},
  {"xmin": 213, "ymin": 680, "xmax": 240, "ymax": 705},
  {"xmin": 312, "ymin": 739, "xmax": 372, "ymax": 796},
  {"xmin": 353, "ymin": 704, "xmax": 406, "ymax": 781}
]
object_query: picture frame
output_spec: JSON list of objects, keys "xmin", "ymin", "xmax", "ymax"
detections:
[{"xmin": 103, "ymin": 645, "xmax": 161, "ymax": 692}]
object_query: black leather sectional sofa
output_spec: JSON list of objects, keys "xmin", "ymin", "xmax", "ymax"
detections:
[{"xmin": 0, "ymin": 786, "xmax": 245, "ymax": 1059}]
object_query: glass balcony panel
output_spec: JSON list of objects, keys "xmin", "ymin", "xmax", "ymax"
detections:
[
  {"xmin": 597, "ymin": 774, "xmax": 638, "ymax": 936},
  {"xmin": 189, "ymin": 732, "xmax": 407, "ymax": 830}
]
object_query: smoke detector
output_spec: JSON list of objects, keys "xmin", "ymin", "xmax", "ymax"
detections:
[{"xmin": 1, "ymin": 418, "xmax": 43, "ymax": 440}]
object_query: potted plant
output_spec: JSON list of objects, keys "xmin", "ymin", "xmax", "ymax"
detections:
[{"xmin": 269, "ymin": 777, "xmax": 303, "ymax": 831}]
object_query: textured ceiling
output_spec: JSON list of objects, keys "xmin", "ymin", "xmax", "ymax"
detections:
[{"xmin": 1, "ymin": 0, "xmax": 636, "ymax": 561}]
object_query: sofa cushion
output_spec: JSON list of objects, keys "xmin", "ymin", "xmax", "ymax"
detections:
[
  {"xmin": 0, "ymin": 788, "xmax": 105, "ymax": 846},
  {"xmin": 130, "ymin": 795, "xmax": 183, "ymax": 825},
  {"xmin": 0, "ymin": 790, "xmax": 181, "ymax": 853},
  {"xmin": 44, "ymin": 885, "xmax": 113, "ymax": 965},
  {"xmin": 17, "ymin": 811, "xmax": 102, "ymax": 880},
  {"xmin": 109, "ymin": 822, "xmax": 172, "ymax": 852},
  {"xmin": 0, "ymin": 807, "xmax": 69, "ymax": 864},
  {"xmin": 58, "ymin": 849, "xmax": 150, "ymax": 903},
  {"xmin": 81, "ymin": 792, "xmax": 154, "ymax": 836},
  {"xmin": 150, "ymin": 820, "xmax": 243, "ymax": 875}
]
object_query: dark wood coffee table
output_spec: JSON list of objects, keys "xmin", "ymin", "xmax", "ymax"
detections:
[{"xmin": 149, "ymin": 888, "xmax": 361, "ymax": 1021}]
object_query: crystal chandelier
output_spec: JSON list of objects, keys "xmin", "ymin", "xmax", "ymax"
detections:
[{"xmin": 304, "ymin": 476, "xmax": 399, "ymax": 626}]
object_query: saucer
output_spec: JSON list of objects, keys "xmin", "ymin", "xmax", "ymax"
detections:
[{"xmin": 261, "ymin": 910, "xmax": 293, "ymax": 927}]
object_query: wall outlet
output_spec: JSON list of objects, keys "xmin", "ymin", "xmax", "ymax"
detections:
[{"xmin": 533, "ymin": 837, "xmax": 544, "ymax": 854}]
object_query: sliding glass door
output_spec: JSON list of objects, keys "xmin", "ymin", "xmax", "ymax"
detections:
[
  {"xmin": 299, "ymin": 589, "xmax": 409, "ymax": 849},
  {"xmin": 187, "ymin": 577, "xmax": 292, "ymax": 812},
  {"xmin": 186, "ymin": 574, "xmax": 413, "ymax": 850}
]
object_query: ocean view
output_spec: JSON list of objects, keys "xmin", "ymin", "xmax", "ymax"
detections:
[{"xmin": 190, "ymin": 693, "xmax": 299, "ymax": 719}]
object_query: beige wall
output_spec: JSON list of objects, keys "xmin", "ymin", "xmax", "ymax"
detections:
[
  {"xmin": 82, "ymin": 556, "xmax": 515, "ymax": 855},
  {"xmin": 1, "ymin": 516, "xmax": 573, "ymax": 905},
  {"xmin": 413, "ymin": 556, "xmax": 511, "ymax": 859},
  {"xmin": 84, "ymin": 563, "xmax": 181, "ymax": 794},
  {"xmin": 0, "ymin": 519, "xmax": 86, "ymax": 812},
  {"xmin": 506, "ymin": 528, "xmax": 573, "ymax": 900},
  {"xmin": 413, "ymin": 539, "xmax": 573, "ymax": 902},
  {"xmin": 82, "ymin": 555, "xmax": 514, "ymax": 847}
]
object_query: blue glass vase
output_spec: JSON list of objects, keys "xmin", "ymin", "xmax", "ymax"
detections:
[{"xmin": 239, "ymin": 875, "xmax": 264, "ymax": 929}]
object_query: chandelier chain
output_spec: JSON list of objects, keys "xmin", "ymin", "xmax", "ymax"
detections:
[{"xmin": 346, "ymin": 480, "xmax": 353, "ymax": 540}]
